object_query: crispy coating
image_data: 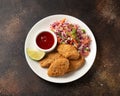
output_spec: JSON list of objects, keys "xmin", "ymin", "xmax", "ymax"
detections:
[
  {"xmin": 48, "ymin": 58, "xmax": 69, "ymax": 77},
  {"xmin": 39, "ymin": 44, "xmax": 86, "ymax": 77},
  {"xmin": 39, "ymin": 52, "xmax": 63, "ymax": 68},
  {"xmin": 57, "ymin": 44, "xmax": 79, "ymax": 60},
  {"xmin": 67, "ymin": 56, "xmax": 85, "ymax": 72}
]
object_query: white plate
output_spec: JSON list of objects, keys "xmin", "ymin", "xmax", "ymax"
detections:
[{"xmin": 24, "ymin": 14, "xmax": 97, "ymax": 83}]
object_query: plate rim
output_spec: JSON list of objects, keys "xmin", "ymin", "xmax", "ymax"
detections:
[{"xmin": 24, "ymin": 14, "xmax": 97, "ymax": 83}]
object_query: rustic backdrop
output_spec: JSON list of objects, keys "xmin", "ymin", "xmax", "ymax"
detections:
[{"xmin": 0, "ymin": 0, "xmax": 120, "ymax": 96}]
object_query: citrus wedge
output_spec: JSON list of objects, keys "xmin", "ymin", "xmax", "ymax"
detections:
[{"xmin": 26, "ymin": 48, "xmax": 45, "ymax": 60}]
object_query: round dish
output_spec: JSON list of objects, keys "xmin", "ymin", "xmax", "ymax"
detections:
[
  {"xmin": 34, "ymin": 30, "xmax": 57, "ymax": 52},
  {"xmin": 24, "ymin": 14, "xmax": 97, "ymax": 83}
]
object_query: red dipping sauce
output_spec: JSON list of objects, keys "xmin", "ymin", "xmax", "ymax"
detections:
[{"xmin": 36, "ymin": 31, "xmax": 54, "ymax": 49}]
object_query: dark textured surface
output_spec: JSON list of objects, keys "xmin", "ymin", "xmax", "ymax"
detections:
[{"xmin": 0, "ymin": 0, "xmax": 120, "ymax": 96}]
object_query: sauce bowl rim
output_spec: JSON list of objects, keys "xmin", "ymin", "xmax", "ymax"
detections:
[{"xmin": 34, "ymin": 30, "xmax": 57, "ymax": 52}]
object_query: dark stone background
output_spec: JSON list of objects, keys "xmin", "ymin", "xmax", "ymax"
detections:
[{"xmin": 0, "ymin": 0, "xmax": 120, "ymax": 96}]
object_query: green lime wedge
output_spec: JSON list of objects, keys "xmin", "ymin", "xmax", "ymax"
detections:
[{"xmin": 26, "ymin": 48, "xmax": 45, "ymax": 60}]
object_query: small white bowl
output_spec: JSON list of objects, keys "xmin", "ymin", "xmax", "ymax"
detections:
[{"xmin": 35, "ymin": 30, "xmax": 57, "ymax": 52}]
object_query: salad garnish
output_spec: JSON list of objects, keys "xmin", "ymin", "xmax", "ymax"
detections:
[{"xmin": 50, "ymin": 18, "xmax": 91, "ymax": 57}]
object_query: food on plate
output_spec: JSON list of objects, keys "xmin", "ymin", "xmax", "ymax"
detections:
[
  {"xmin": 38, "ymin": 43, "xmax": 86, "ymax": 77},
  {"xmin": 50, "ymin": 18, "xmax": 91, "ymax": 57},
  {"xmin": 67, "ymin": 56, "xmax": 85, "ymax": 72},
  {"xmin": 48, "ymin": 58, "xmax": 69, "ymax": 76},
  {"xmin": 57, "ymin": 44, "xmax": 79, "ymax": 60},
  {"xmin": 27, "ymin": 18, "xmax": 91, "ymax": 77},
  {"xmin": 39, "ymin": 52, "xmax": 63, "ymax": 68},
  {"xmin": 26, "ymin": 48, "xmax": 45, "ymax": 60},
  {"xmin": 39, "ymin": 44, "xmax": 85, "ymax": 77}
]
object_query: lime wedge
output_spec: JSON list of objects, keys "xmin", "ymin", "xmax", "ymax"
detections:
[{"xmin": 26, "ymin": 48, "xmax": 45, "ymax": 60}]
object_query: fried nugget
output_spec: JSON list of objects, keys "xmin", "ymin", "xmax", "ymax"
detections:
[
  {"xmin": 39, "ymin": 52, "xmax": 62, "ymax": 68},
  {"xmin": 67, "ymin": 56, "xmax": 85, "ymax": 72},
  {"xmin": 57, "ymin": 44, "xmax": 79, "ymax": 60},
  {"xmin": 48, "ymin": 58, "xmax": 69, "ymax": 77}
]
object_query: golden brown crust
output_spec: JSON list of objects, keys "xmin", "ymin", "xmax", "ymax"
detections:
[
  {"xmin": 39, "ymin": 52, "xmax": 63, "ymax": 68},
  {"xmin": 67, "ymin": 56, "xmax": 85, "ymax": 72},
  {"xmin": 39, "ymin": 44, "xmax": 86, "ymax": 77},
  {"xmin": 48, "ymin": 58, "xmax": 69, "ymax": 77},
  {"xmin": 57, "ymin": 44, "xmax": 79, "ymax": 60}
]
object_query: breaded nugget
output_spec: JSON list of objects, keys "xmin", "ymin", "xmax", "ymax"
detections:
[
  {"xmin": 67, "ymin": 56, "xmax": 85, "ymax": 72},
  {"xmin": 57, "ymin": 44, "xmax": 79, "ymax": 60},
  {"xmin": 39, "ymin": 52, "xmax": 62, "ymax": 68},
  {"xmin": 48, "ymin": 58, "xmax": 69, "ymax": 77}
]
